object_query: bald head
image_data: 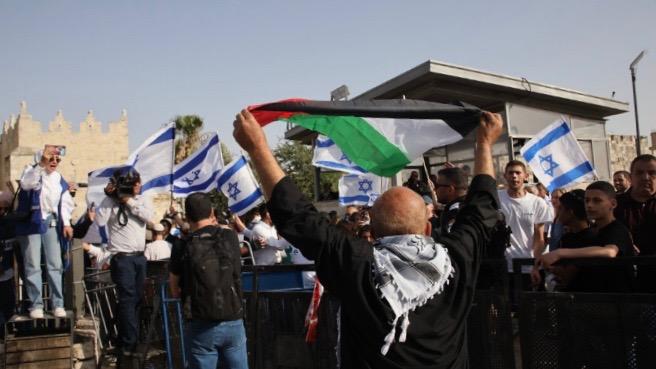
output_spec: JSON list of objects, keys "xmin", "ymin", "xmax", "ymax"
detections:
[{"xmin": 370, "ymin": 187, "xmax": 427, "ymax": 238}]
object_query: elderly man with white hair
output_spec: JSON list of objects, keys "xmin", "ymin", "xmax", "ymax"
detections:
[{"xmin": 15, "ymin": 147, "xmax": 74, "ymax": 319}]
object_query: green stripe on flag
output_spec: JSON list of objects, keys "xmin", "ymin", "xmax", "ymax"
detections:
[{"xmin": 286, "ymin": 114, "xmax": 410, "ymax": 177}]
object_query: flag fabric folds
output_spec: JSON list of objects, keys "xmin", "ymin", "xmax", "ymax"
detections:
[
  {"xmin": 520, "ymin": 119, "xmax": 596, "ymax": 191},
  {"xmin": 86, "ymin": 164, "xmax": 128, "ymax": 208},
  {"xmin": 249, "ymin": 99, "xmax": 481, "ymax": 177},
  {"xmin": 312, "ymin": 135, "xmax": 367, "ymax": 175},
  {"xmin": 128, "ymin": 122, "xmax": 176, "ymax": 196},
  {"xmin": 338, "ymin": 173, "xmax": 389, "ymax": 207},
  {"xmin": 86, "ymin": 122, "xmax": 175, "ymax": 207},
  {"xmin": 172, "ymin": 133, "xmax": 224, "ymax": 197},
  {"xmin": 217, "ymin": 156, "xmax": 264, "ymax": 216}
]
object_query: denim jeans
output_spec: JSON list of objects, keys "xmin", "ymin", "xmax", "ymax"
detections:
[
  {"xmin": 18, "ymin": 215, "xmax": 64, "ymax": 310},
  {"xmin": 110, "ymin": 253, "xmax": 146, "ymax": 352},
  {"xmin": 187, "ymin": 319, "xmax": 248, "ymax": 369}
]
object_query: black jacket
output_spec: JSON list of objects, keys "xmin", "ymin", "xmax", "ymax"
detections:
[{"xmin": 268, "ymin": 175, "xmax": 499, "ymax": 369}]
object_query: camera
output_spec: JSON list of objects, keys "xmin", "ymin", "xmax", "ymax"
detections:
[{"xmin": 105, "ymin": 168, "xmax": 141, "ymax": 199}]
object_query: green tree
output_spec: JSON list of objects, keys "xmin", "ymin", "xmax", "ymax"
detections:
[
  {"xmin": 273, "ymin": 140, "xmax": 340, "ymax": 200},
  {"xmin": 174, "ymin": 114, "xmax": 204, "ymax": 163}
]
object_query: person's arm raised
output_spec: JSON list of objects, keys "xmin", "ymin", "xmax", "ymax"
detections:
[
  {"xmin": 233, "ymin": 109, "xmax": 285, "ymax": 200},
  {"xmin": 474, "ymin": 111, "xmax": 503, "ymax": 178}
]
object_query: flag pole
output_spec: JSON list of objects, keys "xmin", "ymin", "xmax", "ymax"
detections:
[
  {"xmin": 170, "ymin": 122, "xmax": 176, "ymax": 207},
  {"xmin": 422, "ymin": 161, "xmax": 438, "ymax": 206}
]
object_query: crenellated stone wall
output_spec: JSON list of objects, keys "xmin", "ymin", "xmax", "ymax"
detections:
[{"xmin": 0, "ymin": 101, "xmax": 129, "ymax": 219}]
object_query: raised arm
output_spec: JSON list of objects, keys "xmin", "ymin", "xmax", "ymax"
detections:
[{"xmin": 233, "ymin": 109, "xmax": 285, "ymax": 200}]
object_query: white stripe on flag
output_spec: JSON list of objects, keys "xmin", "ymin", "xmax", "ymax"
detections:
[
  {"xmin": 312, "ymin": 135, "xmax": 368, "ymax": 175},
  {"xmin": 217, "ymin": 156, "xmax": 264, "ymax": 216},
  {"xmin": 172, "ymin": 132, "xmax": 224, "ymax": 197},
  {"xmin": 130, "ymin": 122, "xmax": 175, "ymax": 196},
  {"xmin": 520, "ymin": 119, "xmax": 596, "ymax": 191}
]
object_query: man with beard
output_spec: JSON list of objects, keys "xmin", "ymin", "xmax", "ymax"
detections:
[{"xmin": 614, "ymin": 154, "xmax": 656, "ymax": 292}]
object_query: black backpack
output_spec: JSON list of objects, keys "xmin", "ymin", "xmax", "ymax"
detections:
[{"xmin": 182, "ymin": 226, "xmax": 243, "ymax": 321}]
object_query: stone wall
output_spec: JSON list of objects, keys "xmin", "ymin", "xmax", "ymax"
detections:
[
  {"xmin": 1, "ymin": 101, "xmax": 129, "ymax": 219},
  {"xmin": 608, "ymin": 134, "xmax": 654, "ymax": 175}
]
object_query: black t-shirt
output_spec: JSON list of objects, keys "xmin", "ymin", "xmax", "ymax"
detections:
[
  {"xmin": 269, "ymin": 175, "xmax": 500, "ymax": 369},
  {"xmin": 568, "ymin": 220, "xmax": 635, "ymax": 292},
  {"xmin": 614, "ymin": 191, "xmax": 656, "ymax": 256},
  {"xmin": 559, "ymin": 228, "xmax": 597, "ymax": 250}
]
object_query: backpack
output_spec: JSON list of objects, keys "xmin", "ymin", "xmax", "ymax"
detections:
[{"xmin": 182, "ymin": 226, "xmax": 243, "ymax": 321}]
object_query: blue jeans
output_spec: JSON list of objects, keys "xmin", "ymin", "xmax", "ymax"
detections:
[
  {"xmin": 110, "ymin": 253, "xmax": 146, "ymax": 352},
  {"xmin": 18, "ymin": 215, "xmax": 64, "ymax": 310},
  {"xmin": 187, "ymin": 319, "xmax": 248, "ymax": 369}
]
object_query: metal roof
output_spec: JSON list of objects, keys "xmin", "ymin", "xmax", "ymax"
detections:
[{"xmin": 285, "ymin": 60, "xmax": 630, "ymax": 143}]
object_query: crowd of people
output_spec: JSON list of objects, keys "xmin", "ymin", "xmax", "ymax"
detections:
[
  {"xmin": 402, "ymin": 155, "xmax": 656, "ymax": 295},
  {"xmin": 0, "ymin": 110, "xmax": 655, "ymax": 368}
]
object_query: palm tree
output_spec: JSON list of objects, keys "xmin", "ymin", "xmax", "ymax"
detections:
[{"xmin": 174, "ymin": 114, "xmax": 204, "ymax": 163}]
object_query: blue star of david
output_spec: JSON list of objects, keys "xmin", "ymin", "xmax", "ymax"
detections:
[
  {"xmin": 340, "ymin": 153, "xmax": 353, "ymax": 164},
  {"xmin": 539, "ymin": 154, "xmax": 559, "ymax": 177},
  {"xmin": 182, "ymin": 169, "xmax": 201, "ymax": 185},
  {"xmin": 227, "ymin": 181, "xmax": 241, "ymax": 200},
  {"xmin": 358, "ymin": 179, "xmax": 373, "ymax": 194}
]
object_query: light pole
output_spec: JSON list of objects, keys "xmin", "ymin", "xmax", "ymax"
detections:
[{"xmin": 630, "ymin": 50, "xmax": 646, "ymax": 156}]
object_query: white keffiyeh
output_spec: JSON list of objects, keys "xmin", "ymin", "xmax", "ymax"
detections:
[{"xmin": 372, "ymin": 234, "xmax": 454, "ymax": 355}]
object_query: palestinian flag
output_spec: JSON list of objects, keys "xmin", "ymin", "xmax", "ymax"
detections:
[{"xmin": 249, "ymin": 99, "xmax": 481, "ymax": 177}]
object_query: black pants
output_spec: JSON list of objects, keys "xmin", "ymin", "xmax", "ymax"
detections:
[{"xmin": 110, "ymin": 254, "xmax": 146, "ymax": 352}]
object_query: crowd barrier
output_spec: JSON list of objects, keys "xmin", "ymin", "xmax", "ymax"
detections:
[
  {"xmin": 77, "ymin": 257, "xmax": 656, "ymax": 369},
  {"xmin": 513, "ymin": 256, "xmax": 656, "ymax": 369}
]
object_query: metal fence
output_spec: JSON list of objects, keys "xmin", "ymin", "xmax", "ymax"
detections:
[{"xmin": 78, "ymin": 257, "xmax": 656, "ymax": 369}]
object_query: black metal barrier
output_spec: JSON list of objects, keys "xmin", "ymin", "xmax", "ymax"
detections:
[
  {"xmin": 243, "ymin": 260, "xmax": 515, "ymax": 369},
  {"xmin": 513, "ymin": 256, "xmax": 656, "ymax": 369}
]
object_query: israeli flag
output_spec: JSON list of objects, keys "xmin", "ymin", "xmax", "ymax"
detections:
[
  {"xmin": 312, "ymin": 135, "xmax": 367, "ymax": 175},
  {"xmin": 217, "ymin": 156, "xmax": 264, "ymax": 216},
  {"xmin": 86, "ymin": 122, "xmax": 175, "ymax": 206},
  {"xmin": 172, "ymin": 133, "xmax": 224, "ymax": 197},
  {"xmin": 86, "ymin": 165, "xmax": 127, "ymax": 208},
  {"xmin": 520, "ymin": 119, "xmax": 596, "ymax": 191},
  {"xmin": 338, "ymin": 173, "xmax": 389, "ymax": 207},
  {"xmin": 128, "ymin": 122, "xmax": 176, "ymax": 196}
]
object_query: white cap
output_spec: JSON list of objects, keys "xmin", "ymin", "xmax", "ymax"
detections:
[{"xmin": 153, "ymin": 223, "xmax": 165, "ymax": 232}]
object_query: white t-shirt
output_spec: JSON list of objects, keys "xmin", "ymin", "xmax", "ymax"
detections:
[
  {"xmin": 144, "ymin": 240, "xmax": 172, "ymax": 261},
  {"xmin": 498, "ymin": 190, "xmax": 552, "ymax": 272}
]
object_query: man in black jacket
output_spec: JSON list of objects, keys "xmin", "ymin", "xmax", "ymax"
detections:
[
  {"xmin": 169, "ymin": 193, "xmax": 247, "ymax": 369},
  {"xmin": 233, "ymin": 109, "xmax": 502, "ymax": 369}
]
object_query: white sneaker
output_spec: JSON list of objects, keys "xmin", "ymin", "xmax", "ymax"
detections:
[
  {"xmin": 53, "ymin": 307, "xmax": 67, "ymax": 318},
  {"xmin": 29, "ymin": 308, "xmax": 44, "ymax": 319}
]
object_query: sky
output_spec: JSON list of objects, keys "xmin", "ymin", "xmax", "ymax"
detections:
[{"xmin": 1, "ymin": 1, "xmax": 654, "ymax": 157}]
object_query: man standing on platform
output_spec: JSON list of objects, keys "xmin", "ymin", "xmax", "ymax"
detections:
[
  {"xmin": 16, "ymin": 147, "xmax": 74, "ymax": 319},
  {"xmin": 233, "ymin": 108, "xmax": 502, "ymax": 369}
]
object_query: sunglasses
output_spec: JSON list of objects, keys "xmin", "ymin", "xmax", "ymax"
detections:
[{"xmin": 48, "ymin": 156, "xmax": 61, "ymax": 163}]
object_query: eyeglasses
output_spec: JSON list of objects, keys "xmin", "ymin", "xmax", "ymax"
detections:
[{"xmin": 48, "ymin": 156, "xmax": 61, "ymax": 163}]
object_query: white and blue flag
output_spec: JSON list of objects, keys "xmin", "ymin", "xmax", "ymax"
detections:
[
  {"xmin": 338, "ymin": 173, "xmax": 389, "ymax": 207},
  {"xmin": 128, "ymin": 122, "xmax": 176, "ymax": 196},
  {"xmin": 86, "ymin": 122, "xmax": 175, "ymax": 206},
  {"xmin": 520, "ymin": 119, "xmax": 596, "ymax": 191},
  {"xmin": 172, "ymin": 133, "xmax": 224, "ymax": 197},
  {"xmin": 86, "ymin": 164, "xmax": 127, "ymax": 208},
  {"xmin": 217, "ymin": 156, "xmax": 264, "ymax": 216},
  {"xmin": 313, "ymin": 135, "xmax": 367, "ymax": 175}
]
